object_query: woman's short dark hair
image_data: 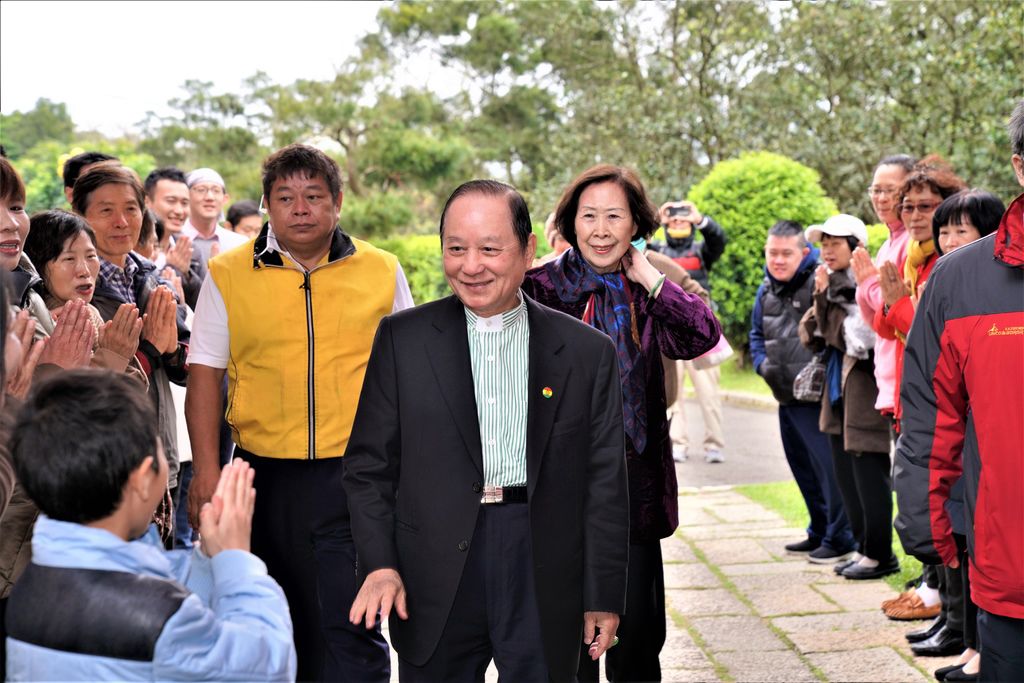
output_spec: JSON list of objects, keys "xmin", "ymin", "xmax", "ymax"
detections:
[
  {"xmin": 12, "ymin": 369, "xmax": 159, "ymax": 524},
  {"xmin": 875, "ymin": 154, "xmax": 917, "ymax": 174},
  {"xmin": 899, "ymin": 154, "xmax": 967, "ymax": 204},
  {"xmin": 931, "ymin": 189, "xmax": 1006, "ymax": 255},
  {"xmin": 262, "ymin": 144, "xmax": 342, "ymax": 201},
  {"xmin": 438, "ymin": 179, "xmax": 533, "ymax": 250},
  {"xmin": 1, "ymin": 157, "xmax": 26, "ymax": 205},
  {"xmin": 553, "ymin": 164, "xmax": 658, "ymax": 250},
  {"xmin": 24, "ymin": 210, "xmax": 96, "ymax": 279},
  {"xmin": 71, "ymin": 163, "xmax": 146, "ymax": 216},
  {"xmin": 227, "ymin": 199, "xmax": 260, "ymax": 226}
]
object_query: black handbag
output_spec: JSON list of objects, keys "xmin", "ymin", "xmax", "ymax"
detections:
[{"xmin": 793, "ymin": 353, "xmax": 826, "ymax": 402}]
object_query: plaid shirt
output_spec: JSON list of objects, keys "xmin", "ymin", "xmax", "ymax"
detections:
[{"xmin": 98, "ymin": 257, "xmax": 139, "ymax": 304}]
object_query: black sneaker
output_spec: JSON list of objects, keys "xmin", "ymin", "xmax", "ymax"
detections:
[
  {"xmin": 784, "ymin": 538, "xmax": 820, "ymax": 554},
  {"xmin": 807, "ymin": 546, "xmax": 856, "ymax": 564}
]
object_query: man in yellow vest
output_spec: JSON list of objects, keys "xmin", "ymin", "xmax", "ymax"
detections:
[{"xmin": 185, "ymin": 143, "xmax": 413, "ymax": 682}]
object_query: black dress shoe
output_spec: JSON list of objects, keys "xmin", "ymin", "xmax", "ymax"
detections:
[
  {"xmin": 907, "ymin": 616, "xmax": 945, "ymax": 643},
  {"xmin": 910, "ymin": 625, "xmax": 964, "ymax": 657},
  {"xmin": 934, "ymin": 663, "xmax": 965, "ymax": 681},
  {"xmin": 833, "ymin": 558, "xmax": 857, "ymax": 575},
  {"xmin": 842, "ymin": 556, "xmax": 900, "ymax": 580},
  {"xmin": 784, "ymin": 537, "xmax": 820, "ymax": 553},
  {"xmin": 944, "ymin": 665, "xmax": 979, "ymax": 681}
]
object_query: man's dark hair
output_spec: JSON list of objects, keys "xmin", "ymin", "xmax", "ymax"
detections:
[
  {"xmin": 875, "ymin": 155, "xmax": 917, "ymax": 174},
  {"xmin": 767, "ymin": 220, "xmax": 807, "ymax": 248},
  {"xmin": 438, "ymin": 179, "xmax": 533, "ymax": 250},
  {"xmin": 1010, "ymin": 100, "xmax": 1024, "ymax": 158},
  {"xmin": 62, "ymin": 152, "xmax": 118, "ymax": 190},
  {"xmin": 931, "ymin": 189, "xmax": 1006, "ymax": 255},
  {"xmin": 227, "ymin": 199, "xmax": 260, "ymax": 226},
  {"xmin": 261, "ymin": 144, "xmax": 342, "ymax": 202},
  {"xmin": 553, "ymin": 164, "xmax": 658, "ymax": 250},
  {"xmin": 143, "ymin": 167, "xmax": 188, "ymax": 199},
  {"xmin": 23, "ymin": 210, "xmax": 96, "ymax": 280},
  {"xmin": 12, "ymin": 369, "xmax": 159, "ymax": 524},
  {"xmin": 71, "ymin": 163, "xmax": 146, "ymax": 216}
]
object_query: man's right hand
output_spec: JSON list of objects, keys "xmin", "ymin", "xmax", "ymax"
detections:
[
  {"xmin": 349, "ymin": 568, "xmax": 408, "ymax": 629},
  {"xmin": 188, "ymin": 464, "xmax": 222, "ymax": 529}
]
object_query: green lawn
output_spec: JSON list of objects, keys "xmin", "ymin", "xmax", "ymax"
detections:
[
  {"xmin": 736, "ymin": 480, "xmax": 921, "ymax": 592},
  {"xmin": 715, "ymin": 355, "xmax": 771, "ymax": 395}
]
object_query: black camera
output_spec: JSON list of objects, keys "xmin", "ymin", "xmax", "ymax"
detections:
[{"xmin": 667, "ymin": 205, "xmax": 691, "ymax": 217}]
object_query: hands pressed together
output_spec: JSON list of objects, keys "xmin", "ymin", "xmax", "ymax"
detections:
[
  {"xmin": 142, "ymin": 285, "xmax": 179, "ymax": 355},
  {"xmin": 879, "ymin": 261, "xmax": 911, "ymax": 309},
  {"xmin": 198, "ymin": 459, "xmax": 256, "ymax": 557}
]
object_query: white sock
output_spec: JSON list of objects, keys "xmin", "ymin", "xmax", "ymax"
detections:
[
  {"xmin": 857, "ymin": 557, "xmax": 879, "ymax": 569},
  {"xmin": 850, "ymin": 552, "xmax": 864, "ymax": 562},
  {"xmin": 916, "ymin": 584, "xmax": 941, "ymax": 607}
]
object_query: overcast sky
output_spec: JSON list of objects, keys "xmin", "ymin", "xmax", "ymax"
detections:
[{"xmin": 0, "ymin": 1, "xmax": 402, "ymax": 137}]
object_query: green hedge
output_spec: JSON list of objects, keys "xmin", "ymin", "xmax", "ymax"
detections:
[{"xmin": 688, "ymin": 152, "xmax": 837, "ymax": 349}]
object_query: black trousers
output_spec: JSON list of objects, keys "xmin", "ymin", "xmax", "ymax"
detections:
[
  {"xmin": 954, "ymin": 534, "xmax": 977, "ymax": 650},
  {"xmin": 398, "ymin": 504, "xmax": 548, "ymax": 682},
  {"xmin": 578, "ymin": 541, "xmax": 665, "ymax": 683},
  {"xmin": 828, "ymin": 434, "xmax": 893, "ymax": 562},
  {"xmin": 236, "ymin": 449, "xmax": 390, "ymax": 683},
  {"xmin": 978, "ymin": 609, "xmax": 1024, "ymax": 681}
]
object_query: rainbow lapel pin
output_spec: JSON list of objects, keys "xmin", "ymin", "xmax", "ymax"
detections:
[{"xmin": 542, "ymin": 387, "xmax": 553, "ymax": 399}]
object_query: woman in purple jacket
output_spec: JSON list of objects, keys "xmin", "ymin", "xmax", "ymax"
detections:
[{"xmin": 522, "ymin": 164, "xmax": 720, "ymax": 682}]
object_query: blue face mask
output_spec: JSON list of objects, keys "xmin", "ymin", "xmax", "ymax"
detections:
[{"xmin": 631, "ymin": 237, "xmax": 647, "ymax": 252}]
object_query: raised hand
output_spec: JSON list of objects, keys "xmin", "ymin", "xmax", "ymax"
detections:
[
  {"xmin": 160, "ymin": 267, "xmax": 186, "ymax": 305},
  {"xmin": 39, "ymin": 299, "xmax": 94, "ymax": 369},
  {"xmin": 5, "ymin": 310, "xmax": 45, "ymax": 399},
  {"xmin": 165, "ymin": 235, "xmax": 194, "ymax": 274},
  {"xmin": 879, "ymin": 261, "xmax": 911, "ymax": 308},
  {"xmin": 814, "ymin": 264, "xmax": 829, "ymax": 293},
  {"xmin": 851, "ymin": 247, "xmax": 878, "ymax": 285},
  {"xmin": 98, "ymin": 302, "xmax": 143, "ymax": 359},
  {"xmin": 141, "ymin": 286, "xmax": 178, "ymax": 354},
  {"xmin": 198, "ymin": 459, "xmax": 256, "ymax": 556}
]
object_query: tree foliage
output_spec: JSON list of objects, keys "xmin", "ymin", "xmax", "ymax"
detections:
[{"xmin": 688, "ymin": 152, "xmax": 837, "ymax": 347}]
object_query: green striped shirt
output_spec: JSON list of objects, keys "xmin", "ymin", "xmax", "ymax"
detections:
[{"xmin": 465, "ymin": 293, "xmax": 530, "ymax": 487}]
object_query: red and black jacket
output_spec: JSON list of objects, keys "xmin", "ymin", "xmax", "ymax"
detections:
[{"xmin": 894, "ymin": 193, "xmax": 1024, "ymax": 620}]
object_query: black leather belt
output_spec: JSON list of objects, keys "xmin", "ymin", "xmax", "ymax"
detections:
[{"xmin": 480, "ymin": 485, "xmax": 527, "ymax": 504}]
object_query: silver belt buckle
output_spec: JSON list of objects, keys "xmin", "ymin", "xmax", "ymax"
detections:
[{"xmin": 481, "ymin": 485, "xmax": 503, "ymax": 504}]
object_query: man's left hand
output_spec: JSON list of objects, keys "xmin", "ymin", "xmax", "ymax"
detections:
[
  {"xmin": 583, "ymin": 610, "xmax": 620, "ymax": 660},
  {"xmin": 350, "ymin": 568, "xmax": 408, "ymax": 629}
]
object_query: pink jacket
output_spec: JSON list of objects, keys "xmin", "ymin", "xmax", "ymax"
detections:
[{"xmin": 855, "ymin": 223, "xmax": 910, "ymax": 412}]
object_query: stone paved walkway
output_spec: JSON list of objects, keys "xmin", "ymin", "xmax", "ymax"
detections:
[{"xmin": 657, "ymin": 485, "xmax": 960, "ymax": 682}]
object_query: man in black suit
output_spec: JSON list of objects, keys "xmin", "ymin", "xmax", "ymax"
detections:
[{"xmin": 342, "ymin": 180, "xmax": 630, "ymax": 682}]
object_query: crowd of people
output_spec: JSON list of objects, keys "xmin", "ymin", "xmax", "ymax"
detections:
[{"xmin": 0, "ymin": 99, "xmax": 1020, "ymax": 683}]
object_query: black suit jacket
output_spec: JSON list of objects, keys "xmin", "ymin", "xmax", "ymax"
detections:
[{"xmin": 343, "ymin": 295, "xmax": 629, "ymax": 681}]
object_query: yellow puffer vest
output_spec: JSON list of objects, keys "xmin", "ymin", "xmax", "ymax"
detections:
[{"xmin": 209, "ymin": 231, "xmax": 397, "ymax": 459}]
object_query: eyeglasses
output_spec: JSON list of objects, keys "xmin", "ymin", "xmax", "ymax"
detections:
[
  {"xmin": 191, "ymin": 185, "xmax": 225, "ymax": 197},
  {"xmin": 900, "ymin": 201, "xmax": 940, "ymax": 216},
  {"xmin": 867, "ymin": 186, "xmax": 899, "ymax": 197}
]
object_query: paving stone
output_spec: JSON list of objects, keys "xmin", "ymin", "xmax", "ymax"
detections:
[
  {"xmin": 690, "ymin": 615, "xmax": 788, "ymax": 652},
  {"xmin": 815, "ymin": 581, "xmax": 902, "ymax": 612},
  {"xmin": 730, "ymin": 572, "xmax": 823, "ymax": 592},
  {"xmin": 678, "ymin": 508, "xmax": 721, "ymax": 526},
  {"xmin": 716, "ymin": 650, "xmax": 818, "ymax": 682},
  {"xmin": 667, "ymin": 588, "xmax": 750, "ymax": 617},
  {"xmin": 693, "ymin": 538, "xmax": 775, "ymax": 564},
  {"xmin": 713, "ymin": 503, "xmax": 785, "ymax": 523},
  {"xmin": 661, "ymin": 629, "xmax": 714, "ymax": 670},
  {"xmin": 772, "ymin": 612, "xmax": 912, "ymax": 653},
  {"xmin": 661, "ymin": 537, "xmax": 698, "ymax": 562},
  {"xmin": 745, "ymin": 584, "xmax": 841, "ymax": 617},
  {"xmin": 681, "ymin": 523, "xmax": 802, "ymax": 540},
  {"xmin": 757, "ymin": 536, "xmax": 819, "ymax": 560},
  {"xmin": 664, "ymin": 562, "xmax": 721, "ymax": 589},
  {"xmin": 660, "ymin": 666, "xmax": 721, "ymax": 682},
  {"xmin": 721, "ymin": 561, "xmax": 847, "ymax": 583},
  {"xmin": 807, "ymin": 646, "xmax": 928, "ymax": 682}
]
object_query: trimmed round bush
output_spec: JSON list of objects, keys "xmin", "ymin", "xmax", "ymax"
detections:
[{"xmin": 688, "ymin": 152, "xmax": 837, "ymax": 351}]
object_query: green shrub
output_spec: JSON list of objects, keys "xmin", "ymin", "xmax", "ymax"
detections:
[
  {"xmin": 865, "ymin": 222, "xmax": 889, "ymax": 258},
  {"xmin": 343, "ymin": 191, "xmax": 417, "ymax": 241},
  {"xmin": 688, "ymin": 152, "xmax": 837, "ymax": 350},
  {"xmin": 371, "ymin": 234, "xmax": 449, "ymax": 304}
]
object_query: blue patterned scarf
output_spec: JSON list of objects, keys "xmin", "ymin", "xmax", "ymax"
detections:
[{"xmin": 543, "ymin": 249, "xmax": 647, "ymax": 453}]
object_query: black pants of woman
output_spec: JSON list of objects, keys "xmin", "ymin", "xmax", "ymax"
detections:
[
  {"xmin": 577, "ymin": 541, "xmax": 665, "ymax": 682},
  {"xmin": 828, "ymin": 434, "xmax": 893, "ymax": 562}
]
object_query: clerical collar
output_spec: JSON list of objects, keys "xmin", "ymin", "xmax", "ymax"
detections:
[{"xmin": 464, "ymin": 291, "xmax": 527, "ymax": 332}]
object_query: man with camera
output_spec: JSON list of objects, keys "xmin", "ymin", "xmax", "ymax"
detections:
[{"xmin": 649, "ymin": 200, "xmax": 728, "ymax": 464}]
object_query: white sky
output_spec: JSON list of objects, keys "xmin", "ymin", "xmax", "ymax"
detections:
[{"xmin": 0, "ymin": 0, "xmax": 408, "ymax": 137}]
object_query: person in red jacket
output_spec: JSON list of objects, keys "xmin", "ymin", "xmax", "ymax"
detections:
[{"xmin": 895, "ymin": 100, "xmax": 1024, "ymax": 682}]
